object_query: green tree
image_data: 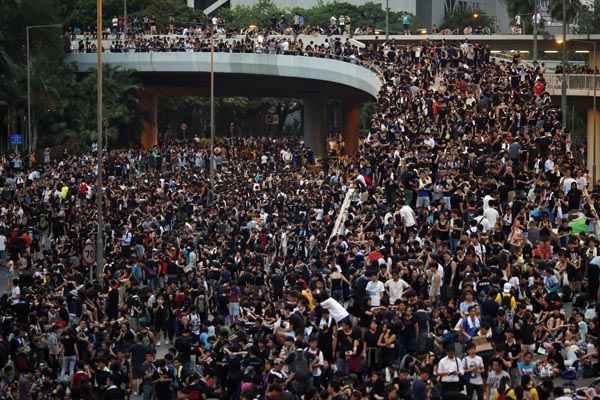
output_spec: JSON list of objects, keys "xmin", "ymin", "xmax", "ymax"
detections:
[
  {"xmin": 548, "ymin": 0, "xmax": 584, "ymax": 24},
  {"xmin": 441, "ymin": 8, "xmax": 493, "ymax": 33},
  {"xmin": 503, "ymin": 0, "xmax": 543, "ymax": 34},
  {"xmin": 218, "ymin": 1, "xmax": 411, "ymax": 34},
  {"xmin": 38, "ymin": 65, "xmax": 142, "ymax": 147},
  {"xmin": 575, "ymin": 0, "xmax": 600, "ymax": 34}
]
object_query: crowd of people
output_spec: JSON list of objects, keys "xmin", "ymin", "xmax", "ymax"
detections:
[
  {"xmin": 69, "ymin": 14, "xmax": 371, "ymax": 41},
  {"xmin": 2, "ymin": 32, "xmax": 600, "ymax": 400},
  {"xmin": 554, "ymin": 65, "xmax": 599, "ymax": 75}
]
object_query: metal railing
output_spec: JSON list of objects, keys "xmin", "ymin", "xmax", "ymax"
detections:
[{"xmin": 544, "ymin": 73, "xmax": 600, "ymax": 95}]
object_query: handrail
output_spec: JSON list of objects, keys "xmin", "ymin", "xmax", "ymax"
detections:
[
  {"xmin": 69, "ymin": 45, "xmax": 385, "ymax": 81},
  {"xmin": 543, "ymin": 73, "xmax": 600, "ymax": 94}
]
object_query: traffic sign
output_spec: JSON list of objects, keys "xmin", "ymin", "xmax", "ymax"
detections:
[
  {"xmin": 83, "ymin": 243, "xmax": 96, "ymax": 265},
  {"xmin": 8, "ymin": 133, "xmax": 23, "ymax": 145}
]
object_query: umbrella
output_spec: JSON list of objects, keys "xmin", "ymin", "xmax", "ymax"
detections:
[{"xmin": 367, "ymin": 250, "xmax": 383, "ymax": 261}]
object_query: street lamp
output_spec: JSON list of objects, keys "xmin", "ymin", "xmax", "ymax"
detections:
[
  {"xmin": 96, "ymin": 0, "xmax": 105, "ymax": 284},
  {"xmin": 26, "ymin": 24, "xmax": 62, "ymax": 156},
  {"xmin": 385, "ymin": 0, "xmax": 389, "ymax": 40},
  {"xmin": 123, "ymin": 0, "xmax": 127, "ymax": 37},
  {"xmin": 209, "ymin": 17, "xmax": 217, "ymax": 205},
  {"xmin": 561, "ymin": 0, "xmax": 567, "ymax": 130},
  {"xmin": 533, "ymin": 0, "xmax": 539, "ymax": 63}
]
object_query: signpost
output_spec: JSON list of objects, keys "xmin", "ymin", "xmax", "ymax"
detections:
[{"xmin": 83, "ymin": 243, "xmax": 96, "ymax": 265}]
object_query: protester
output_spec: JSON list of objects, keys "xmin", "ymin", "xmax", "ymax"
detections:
[{"xmin": 0, "ymin": 33, "xmax": 599, "ymax": 400}]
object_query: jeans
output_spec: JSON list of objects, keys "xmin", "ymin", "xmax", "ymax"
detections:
[
  {"xmin": 61, "ymin": 355, "xmax": 77, "ymax": 379},
  {"xmin": 416, "ymin": 195, "xmax": 430, "ymax": 209},
  {"xmin": 142, "ymin": 384, "xmax": 154, "ymax": 400}
]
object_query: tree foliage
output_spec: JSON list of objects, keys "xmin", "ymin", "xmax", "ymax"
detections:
[
  {"xmin": 0, "ymin": 0, "xmax": 144, "ymax": 150},
  {"xmin": 548, "ymin": 0, "xmax": 584, "ymax": 23},
  {"xmin": 217, "ymin": 0, "xmax": 412, "ymax": 33},
  {"xmin": 441, "ymin": 8, "xmax": 493, "ymax": 32},
  {"xmin": 37, "ymin": 65, "xmax": 142, "ymax": 147},
  {"xmin": 574, "ymin": 0, "xmax": 600, "ymax": 34}
]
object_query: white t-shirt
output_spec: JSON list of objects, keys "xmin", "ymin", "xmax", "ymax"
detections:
[
  {"xmin": 365, "ymin": 280, "xmax": 385, "ymax": 307},
  {"xmin": 463, "ymin": 355, "xmax": 484, "ymax": 385},
  {"xmin": 483, "ymin": 207, "xmax": 499, "ymax": 229},
  {"xmin": 437, "ymin": 356, "xmax": 464, "ymax": 382},
  {"xmin": 11, "ymin": 286, "xmax": 20, "ymax": 302},
  {"xmin": 0, "ymin": 234, "xmax": 6, "ymax": 251},
  {"xmin": 399, "ymin": 205, "xmax": 416, "ymax": 227},
  {"xmin": 562, "ymin": 177, "xmax": 576, "ymax": 194},
  {"xmin": 385, "ymin": 278, "xmax": 410, "ymax": 304},
  {"xmin": 320, "ymin": 298, "xmax": 349, "ymax": 322}
]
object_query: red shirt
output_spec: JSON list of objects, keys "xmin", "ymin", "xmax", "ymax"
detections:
[{"xmin": 534, "ymin": 81, "xmax": 545, "ymax": 97}]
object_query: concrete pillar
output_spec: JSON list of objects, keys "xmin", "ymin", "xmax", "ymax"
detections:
[
  {"xmin": 588, "ymin": 109, "xmax": 600, "ymax": 183},
  {"xmin": 303, "ymin": 96, "xmax": 327, "ymax": 158},
  {"xmin": 140, "ymin": 91, "xmax": 158, "ymax": 150},
  {"xmin": 343, "ymin": 102, "xmax": 361, "ymax": 158},
  {"xmin": 591, "ymin": 51, "xmax": 600, "ymax": 70}
]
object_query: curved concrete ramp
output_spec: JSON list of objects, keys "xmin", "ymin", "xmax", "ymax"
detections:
[
  {"xmin": 68, "ymin": 52, "xmax": 381, "ymax": 155},
  {"xmin": 68, "ymin": 52, "xmax": 381, "ymax": 101}
]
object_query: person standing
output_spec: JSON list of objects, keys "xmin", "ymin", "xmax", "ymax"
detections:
[
  {"xmin": 436, "ymin": 347, "xmax": 464, "ymax": 395},
  {"xmin": 486, "ymin": 358, "xmax": 511, "ymax": 400},
  {"xmin": 365, "ymin": 274, "xmax": 385, "ymax": 307},
  {"xmin": 463, "ymin": 343, "xmax": 484, "ymax": 400}
]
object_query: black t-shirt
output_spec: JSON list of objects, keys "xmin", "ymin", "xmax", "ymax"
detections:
[
  {"xmin": 337, "ymin": 327, "xmax": 362, "ymax": 355},
  {"xmin": 62, "ymin": 335, "xmax": 77, "ymax": 356},
  {"xmin": 174, "ymin": 336, "xmax": 193, "ymax": 363},
  {"xmin": 130, "ymin": 343, "xmax": 149, "ymax": 367}
]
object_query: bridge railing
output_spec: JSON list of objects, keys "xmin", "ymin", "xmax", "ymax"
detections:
[{"xmin": 544, "ymin": 74, "xmax": 600, "ymax": 94}]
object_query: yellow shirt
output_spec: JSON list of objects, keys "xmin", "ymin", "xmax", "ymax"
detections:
[
  {"xmin": 60, "ymin": 185, "xmax": 69, "ymax": 199},
  {"xmin": 495, "ymin": 293, "xmax": 517, "ymax": 311},
  {"xmin": 505, "ymin": 387, "xmax": 539, "ymax": 400},
  {"xmin": 302, "ymin": 289, "xmax": 317, "ymax": 311}
]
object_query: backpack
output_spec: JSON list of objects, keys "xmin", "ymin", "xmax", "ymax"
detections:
[
  {"xmin": 292, "ymin": 350, "xmax": 311, "ymax": 382},
  {"xmin": 501, "ymin": 293, "xmax": 513, "ymax": 310}
]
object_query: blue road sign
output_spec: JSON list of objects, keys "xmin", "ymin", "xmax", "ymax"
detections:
[{"xmin": 8, "ymin": 133, "xmax": 23, "ymax": 145}]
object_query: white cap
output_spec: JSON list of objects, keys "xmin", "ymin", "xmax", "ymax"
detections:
[{"xmin": 503, "ymin": 283, "xmax": 512, "ymax": 293}]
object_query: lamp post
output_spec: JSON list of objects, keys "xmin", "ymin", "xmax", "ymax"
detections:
[
  {"xmin": 594, "ymin": 41, "xmax": 597, "ymax": 184},
  {"xmin": 561, "ymin": 0, "xmax": 567, "ymax": 130},
  {"xmin": 96, "ymin": 0, "xmax": 105, "ymax": 284},
  {"xmin": 385, "ymin": 0, "xmax": 389, "ymax": 40},
  {"xmin": 533, "ymin": 0, "xmax": 539, "ymax": 62},
  {"xmin": 123, "ymin": 0, "xmax": 127, "ymax": 37},
  {"xmin": 26, "ymin": 24, "xmax": 62, "ymax": 156},
  {"xmin": 209, "ymin": 18, "xmax": 216, "ymax": 205}
]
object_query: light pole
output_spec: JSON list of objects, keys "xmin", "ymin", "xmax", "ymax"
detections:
[
  {"xmin": 588, "ymin": 40, "xmax": 598, "ymax": 184},
  {"xmin": 594, "ymin": 41, "xmax": 597, "ymax": 184},
  {"xmin": 209, "ymin": 18, "xmax": 216, "ymax": 205},
  {"xmin": 123, "ymin": 0, "xmax": 127, "ymax": 37},
  {"xmin": 385, "ymin": 0, "xmax": 389, "ymax": 40},
  {"xmin": 533, "ymin": 0, "xmax": 539, "ymax": 62},
  {"xmin": 96, "ymin": 0, "xmax": 105, "ymax": 284},
  {"xmin": 561, "ymin": 0, "xmax": 567, "ymax": 129},
  {"xmin": 26, "ymin": 24, "xmax": 62, "ymax": 156}
]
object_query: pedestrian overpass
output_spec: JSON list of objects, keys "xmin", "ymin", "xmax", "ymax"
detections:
[{"xmin": 68, "ymin": 52, "xmax": 382, "ymax": 156}]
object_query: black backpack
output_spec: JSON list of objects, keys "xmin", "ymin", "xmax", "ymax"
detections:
[{"xmin": 291, "ymin": 350, "xmax": 311, "ymax": 382}]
